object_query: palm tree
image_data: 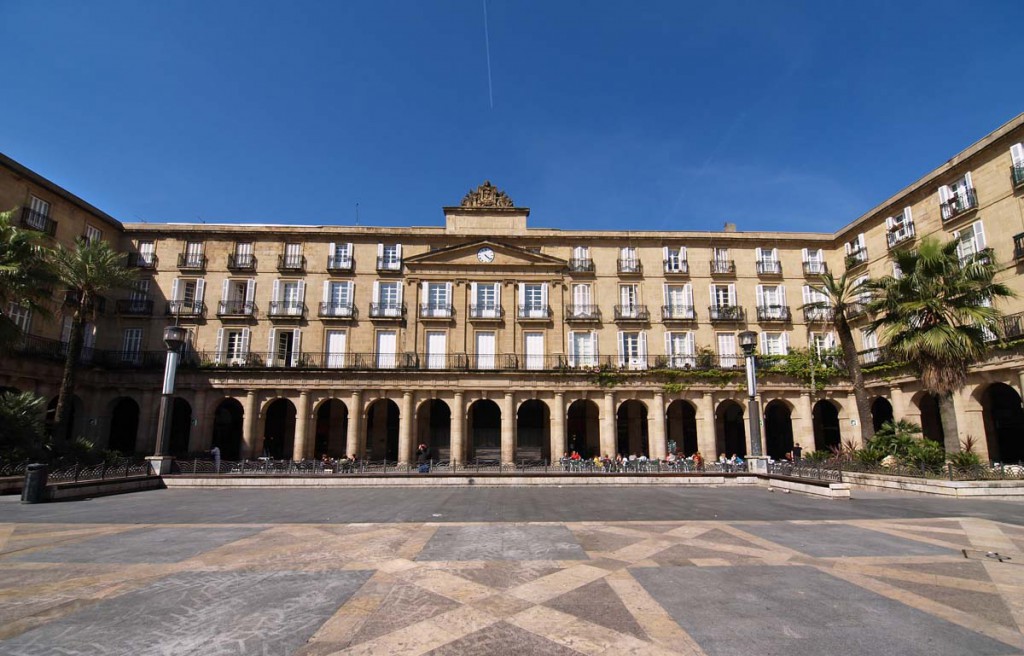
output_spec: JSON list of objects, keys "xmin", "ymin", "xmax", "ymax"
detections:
[
  {"xmin": 801, "ymin": 271, "xmax": 874, "ymax": 445},
  {"xmin": 0, "ymin": 209, "xmax": 57, "ymax": 348},
  {"xmin": 50, "ymin": 238, "xmax": 136, "ymax": 442},
  {"xmin": 868, "ymin": 237, "xmax": 1013, "ymax": 452}
]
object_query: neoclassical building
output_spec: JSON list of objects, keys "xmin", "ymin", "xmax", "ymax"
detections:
[{"xmin": 2, "ymin": 114, "xmax": 1024, "ymax": 465}]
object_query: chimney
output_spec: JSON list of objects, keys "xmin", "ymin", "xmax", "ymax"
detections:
[{"xmin": 723, "ymin": 222, "xmax": 737, "ymax": 232}]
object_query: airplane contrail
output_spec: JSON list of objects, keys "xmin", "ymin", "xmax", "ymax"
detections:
[{"xmin": 483, "ymin": 0, "xmax": 494, "ymax": 108}]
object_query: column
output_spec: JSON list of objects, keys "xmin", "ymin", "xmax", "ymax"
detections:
[
  {"xmin": 649, "ymin": 392, "xmax": 666, "ymax": 460},
  {"xmin": 451, "ymin": 392, "xmax": 464, "ymax": 465},
  {"xmin": 398, "ymin": 391, "xmax": 414, "ymax": 464},
  {"xmin": 292, "ymin": 391, "xmax": 311, "ymax": 461},
  {"xmin": 550, "ymin": 392, "xmax": 566, "ymax": 462},
  {"xmin": 889, "ymin": 385, "xmax": 905, "ymax": 422},
  {"xmin": 347, "ymin": 390, "xmax": 362, "ymax": 458},
  {"xmin": 501, "ymin": 392, "xmax": 515, "ymax": 465},
  {"xmin": 241, "ymin": 390, "xmax": 258, "ymax": 459},
  {"xmin": 696, "ymin": 392, "xmax": 717, "ymax": 457},
  {"xmin": 601, "ymin": 392, "xmax": 616, "ymax": 457},
  {"xmin": 796, "ymin": 391, "xmax": 813, "ymax": 452}
]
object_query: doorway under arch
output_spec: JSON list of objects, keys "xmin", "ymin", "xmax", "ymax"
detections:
[
  {"xmin": 616, "ymin": 400, "xmax": 649, "ymax": 457},
  {"xmin": 566, "ymin": 399, "xmax": 600, "ymax": 458},
  {"xmin": 666, "ymin": 400, "xmax": 698, "ymax": 456},
  {"xmin": 715, "ymin": 400, "xmax": 746, "ymax": 458},
  {"xmin": 871, "ymin": 397, "xmax": 894, "ymax": 433},
  {"xmin": 917, "ymin": 393, "xmax": 944, "ymax": 444},
  {"xmin": 211, "ymin": 398, "xmax": 244, "ymax": 460},
  {"xmin": 764, "ymin": 400, "xmax": 794, "ymax": 460},
  {"xmin": 263, "ymin": 398, "xmax": 296, "ymax": 460},
  {"xmin": 417, "ymin": 399, "xmax": 451, "ymax": 460},
  {"xmin": 981, "ymin": 383, "xmax": 1024, "ymax": 464},
  {"xmin": 107, "ymin": 397, "xmax": 140, "ymax": 454},
  {"xmin": 812, "ymin": 400, "xmax": 840, "ymax": 453},
  {"xmin": 516, "ymin": 400, "xmax": 550, "ymax": 462},
  {"xmin": 365, "ymin": 399, "xmax": 400, "ymax": 461},
  {"xmin": 314, "ymin": 399, "xmax": 348, "ymax": 459},
  {"xmin": 169, "ymin": 398, "xmax": 192, "ymax": 456},
  {"xmin": 468, "ymin": 399, "xmax": 501, "ymax": 461}
]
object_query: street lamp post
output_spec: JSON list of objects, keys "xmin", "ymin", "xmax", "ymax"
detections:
[
  {"xmin": 147, "ymin": 325, "xmax": 187, "ymax": 475},
  {"xmin": 738, "ymin": 330, "xmax": 767, "ymax": 473}
]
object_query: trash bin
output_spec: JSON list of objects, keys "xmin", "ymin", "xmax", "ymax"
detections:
[{"xmin": 21, "ymin": 463, "xmax": 49, "ymax": 504}]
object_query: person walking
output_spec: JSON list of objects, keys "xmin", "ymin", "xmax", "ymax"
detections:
[
  {"xmin": 416, "ymin": 444, "xmax": 430, "ymax": 473},
  {"xmin": 210, "ymin": 445, "xmax": 221, "ymax": 474}
]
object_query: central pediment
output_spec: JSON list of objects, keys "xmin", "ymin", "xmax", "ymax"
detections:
[{"xmin": 404, "ymin": 240, "xmax": 565, "ymax": 273}]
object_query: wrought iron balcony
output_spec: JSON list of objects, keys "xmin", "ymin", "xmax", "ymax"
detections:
[
  {"xmin": 1003, "ymin": 311, "xmax": 1024, "ymax": 340},
  {"xmin": 1013, "ymin": 164, "xmax": 1024, "ymax": 189},
  {"xmin": 959, "ymin": 247, "xmax": 993, "ymax": 266},
  {"xmin": 1014, "ymin": 233, "xmax": 1024, "ymax": 262},
  {"xmin": 846, "ymin": 302, "xmax": 868, "ymax": 319},
  {"xmin": 661, "ymin": 305, "xmax": 696, "ymax": 321},
  {"xmin": 19, "ymin": 207, "xmax": 57, "ymax": 236},
  {"xmin": 376, "ymin": 257, "xmax": 402, "ymax": 273},
  {"xmin": 319, "ymin": 302, "xmax": 356, "ymax": 319},
  {"xmin": 517, "ymin": 305, "xmax": 553, "ymax": 320},
  {"xmin": 614, "ymin": 305, "xmax": 650, "ymax": 321},
  {"xmin": 125, "ymin": 253, "xmax": 157, "ymax": 269},
  {"xmin": 568, "ymin": 258, "xmax": 595, "ymax": 273},
  {"xmin": 617, "ymin": 259, "xmax": 642, "ymax": 274},
  {"xmin": 845, "ymin": 249, "xmax": 868, "ymax": 269},
  {"xmin": 708, "ymin": 305, "xmax": 744, "ymax": 322},
  {"xmin": 267, "ymin": 301, "xmax": 306, "ymax": 318},
  {"xmin": 165, "ymin": 300, "xmax": 204, "ymax": 318},
  {"xmin": 710, "ymin": 260, "xmax": 735, "ymax": 275},
  {"xmin": 886, "ymin": 223, "xmax": 916, "ymax": 249},
  {"xmin": 277, "ymin": 254, "xmax": 306, "ymax": 272},
  {"xmin": 468, "ymin": 304, "xmax": 503, "ymax": 320},
  {"xmin": 228, "ymin": 253, "xmax": 256, "ymax": 270},
  {"xmin": 803, "ymin": 261, "xmax": 828, "ymax": 276},
  {"xmin": 64, "ymin": 290, "xmax": 106, "ymax": 313},
  {"xmin": 419, "ymin": 303, "xmax": 454, "ymax": 319},
  {"xmin": 940, "ymin": 187, "xmax": 978, "ymax": 222},
  {"xmin": 177, "ymin": 252, "xmax": 206, "ymax": 270},
  {"xmin": 217, "ymin": 300, "xmax": 256, "ymax": 317},
  {"xmin": 116, "ymin": 299, "xmax": 153, "ymax": 316},
  {"xmin": 327, "ymin": 255, "xmax": 354, "ymax": 272},
  {"xmin": 369, "ymin": 302, "xmax": 406, "ymax": 319},
  {"xmin": 756, "ymin": 305, "xmax": 791, "ymax": 322},
  {"xmin": 803, "ymin": 307, "xmax": 835, "ymax": 323},
  {"xmin": 756, "ymin": 260, "xmax": 782, "ymax": 275},
  {"xmin": 565, "ymin": 304, "xmax": 601, "ymax": 321},
  {"xmin": 663, "ymin": 259, "xmax": 689, "ymax": 274}
]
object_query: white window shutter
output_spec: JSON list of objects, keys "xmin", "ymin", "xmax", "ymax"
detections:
[
  {"xmin": 885, "ymin": 216, "xmax": 894, "ymax": 230},
  {"xmin": 802, "ymin": 285, "xmax": 811, "ymax": 304},
  {"xmin": 328, "ymin": 242, "xmax": 336, "ymax": 258},
  {"xmin": 291, "ymin": 330, "xmax": 302, "ymax": 367},
  {"xmin": 974, "ymin": 221, "xmax": 986, "ymax": 250},
  {"xmin": 664, "ymin": 331, "xmax": 672, "ymax": 358},
  {"xmin": 639, "ymin": 332, "xmax": 647, "ymax": 358},
  {"xmin": 322, "ymin": 281, "xmax": 330, "ymax": 303},
  {"xmin": 685, "ymin": 332, "xmax": 695, "ymax": 355},
  {"xmin": 372, "ymin": 281, "xmax": 380, "ymax": 304},
  {"xmin": 494, "ymin": 282, "xmax": 501, "ymax": 306},
  {"xmin": 782, "ymin": 332, "xmax": 790, "ymax": 354},
  {"xmin": 755, "ymin": 247, "xmax": 762, "ymax": 261},
  {"xmin": 760, "ymin": 332, "xmax": 768, "ymax": 354},
  {"xmin": 221, "ymin": 279, "xmax": 230, "ymax": 302},
  {"xmin": 857, "ymin": 234, "xmax": 865, "ymax": 249},
  {"xmin": 801, "ymin": 247, "xmax": 808, "ymax": 262},
  {"xmin": 445, "ymin": 282, "xmax": 452, "ymax": 304},
  {"xmin": 171, "ymin": 278, "xmax": 180, "ymax": 302},
  {"xmin": 663, "ymin": 284, "xmax": 671, "ymax": 305},
  {"xmin": 396, "ymin": 243, "xmax": 403, "ymax": 260},
  {"xmin": 1011, "ymin": 143, "xmax": 1024, "ymax": 167},
  {"xmin": 844, "ymin": 241, "xmax": 852, "ymax": 255},
  {"xmin": 680, "ymin": 246, "xmax": 687, "ymax": 260},
  {"xmin": 246, "ymin": 280, "xmax": 256, "ymax": 304},
  {"xmin": 903, "ymin": 207, "xmax": 913, "ymax": 224},
  {"xmin": 709, "ymin": 285, "xmax": 717, "ymax": 305},
  {"xmin": 541, "ymin": 283, "xmax": 548, "ymax": 308},
  {"xmin": 267, "ymin": 328, "xmax": 276, "ymax": 365},
  {"xmin": 779, "ymin": 285, "xmax": 787, "ymax": 304},
  {"xmin": 663, "ymin": 246, "xmax": 669, "ymax": 261},
  {"xmin": 377, "ymin": 243, "xmax": 384, "ymax": 259},
  {"xmin": 240, "ymin": 328, "xmax": 250, "ymax": 356},
  {"xmin": 616, "ymin": 331, "xmax": 625, "ymax": 367},
  {"xmin": 518, "ymin": 283, "xmax": 524, "ymax": 307},
  {"xmin": 470, "ymin": 282, "xmax": 477, "ymax": 302},
  {"xmin": 771, "ymin": 248, "xmax": 778, "ymax": 260},
  {"xmin": 396, "ymin": 282, "xmax": 403, "ymax": 304},
  {"xmin": 964, "ymin": 171, "xmax": 973, "ymax": 189},
  {"xmin": 939, "ymin": 184, "xmax": 952, "ymax": 204},
  {"xmin": 728, "ymin": 283, "xmax": 736, "ymax": 305},
  {"xmin": 195, "ymin": 279, "xmax": 205, "ymax": 303},
  {"xmin": 214, "ymin": 328, "xmax": 224, "ymax": 364},
  {"xmin": 755, "ymin": 285, "xmax": 764, "ymax": 307},
  {"xmin": 272, "ymin": 279, "xmax": 281, "ymax": 303},
  {"xmin": 593, "ymin": 331, "xmax": 599, "ymax": 359},
  {"xmin": 297, "ymin": 280, "xmax": 305, "ymax": 303}
]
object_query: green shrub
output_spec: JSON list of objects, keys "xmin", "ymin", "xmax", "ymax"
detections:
[
  {"xmin": 0, "ymin": 391, "xmax": 49, "ymax": 461},
  {"xmin": 907, "ymin": 438, "xmax": 946, "ymax": 471},
  {"xmin": 804, "ymin": 450, "xmax": 832, "ymax": 463},
  {"xmin": 948, "ymin": 449, "xmax": 981, "ymax": 468}
]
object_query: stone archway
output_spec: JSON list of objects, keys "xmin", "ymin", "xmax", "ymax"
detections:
[
  {"xmin": 314, "ymin": 399, "xmax": 348, "ymax": 459},
  {"xmin": 417, "ymin": 399, "xmax": 451, "ymax": 460},
  {"xmin": 812, "ymin": 400, "xmax": 840, "ymax": 453},
  {"xmin": 916, "ymin": 393, "xmax": 944, "ymax": 444},
  {"xmin": 981, "ymin": 383, "xmax": 1024, "ymax": 464},
  {"xmin": 263, "ymin": 398, "xmax": 296, "ymax": 460},
  {"xmin": 871, "ymin": 397, "xmax": 894, "ymax": 433},
  {"xmin": 169, "ymin": 398, "xmax": 192, "ymax": 457},
  {"xmin": 764, "ymin": 400, "xmax": 794, "ymax": 460},
  {"xmin": 616, "ymin": 400, "xmax": 649, "ymax": 457},
  {"xmin": 666, "ymin": 400, "xmax": 698, "ymax": 456},
  {"xmin": 46, "ymin": 395, "xmax": 85, "ymax": 442},
  {"xmin": 468, "ymin": 399, "xmax": 501, "ymax": 462},
  {"xmin": 516, "ymin": 399, "xmax": 550, "ymax": 463},
  {"xmin": 211, "ymin": 398, "xmax": 244, "ymax": 460},
  {"xmin": 566, "ymin": 399, "xmax": 600, "ymax": 458},
  {"xmin": 365, "ymin": 399, "xmax": 400, "ymax": 461},
  {"xmin": 715, "ymin": 400, "xmax": 746, "ymax": 458},
  {"xmin": 107, "ymin": 397, "xmax": 140, "ymax": 454}
]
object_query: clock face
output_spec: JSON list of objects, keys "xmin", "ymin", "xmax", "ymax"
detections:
[{"xmin": 477, "ymin": 247, "xmax": 495, "ymax": 263}]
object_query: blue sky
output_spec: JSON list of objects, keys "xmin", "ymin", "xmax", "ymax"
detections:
[{"xmin": 2, "ymin": 1, "xmax": 1022, "ymax": 232}]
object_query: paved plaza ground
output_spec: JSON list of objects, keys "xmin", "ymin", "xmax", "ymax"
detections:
[{"xmin": 0, "ymin": 487, "xmax": 1022, "ymax": 655}]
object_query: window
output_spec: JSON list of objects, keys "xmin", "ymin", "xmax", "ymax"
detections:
[
  {"xmin": 138, "ymin": 241, "xmax": 156, "ymax": 266},
  {"xmin": 232, "ymin": 242, "xmax": 254, "ymax": 268},
  {"xmin": 802, "ymin": 248, "xmax": 826, "ymax": 274},
  {"xmin": 121, "ymin": 328, "xmax": 143, "ymax": 363},
  {"xmin": 423, "ymin": 282, "xmax": 452, "ymax": 317},
  {"xmin": 939, "ymin": 172, "xmax": 976, "ymax": 221},
  {"xmin": 618, "ymin": 284, "xmax": 641, "ymax": 318},
  {"xmin": 329, "ymin": 242, "xmax": 353, "ymax": 269},
  {"xmin": 1012, "ymin": 143, "xmax": 1024, "ymax": 187},
  {"xmin": 953, "ymin": 221, "xmax": 986, "ymax": 263},
  {"xmin": 861, "ymin": 329, "xmax": 879, "ymax": 363},
  {"xmin": 664, "ymin": 246, "xmax": 687, "ymax": 273},
  {"xmin": 618, "ymin": 246, "xmax": 640, "ymax": 273},
  {"xmin": 755, "ymin": 247, "xmax": 780, "ymax": 274},
  {"xmin": 524, "ymin": 331, "xmax": 545, "ymax": 370},
  {"xmin": 282, "ymin": 243, "xmax": 303, "ymax": 269},
  {"xmin": 271, "ymin": 279, "xmax": 305, "ymax": 316},
  {"xmin": 377, "ymin": 330, "xmax": 398, "ymax": 369},
  {"xmin": 471, "ymin": 282, "xmax": 500, "ymax": 318},
  {"xmin": 760, "ymin": 332, "xmax": 789, "ymax": 357},
  {"xmin": 6, "ymin": 303, "xmax": 31, "ymax": 334},
  {"xmin": 84, "ymin": 225, "xmax": 102, "ymax": 245},
  {"xmin": 374, "ymin": 280, "xmax": 403, "ymax": 316},
  {"xmin": 618, "ymin": 331, "xmax": 647, "ymax": 370},
  {"xmin": 886, "ymin": 207, "xmax": 915, "ymax": 248},
  {"xmin": 802, "ymin": 285, "xmax": 830, "ymax": 321},
  {"xmin": 663, "ymin": 284, "xmax": 693, "ymax": 319},
  {"xmin": 24, "ymin": 196, "xmax": 50, "ymax": 231},
  {"xmin": 810, "ymin": 331, "xmax": 836, "ymax": 354},
  {"xmin": 569, "ymin": 331, "xmax": 598, "ymax": 367},
  {"xmin": 844, "ymin": 234, "xmax": 867, "ymax": 266},
  {"xmin": 717, "ymin": 332, "xmax": 739, "ymax": 367},
  {"xmin": 854, "ymin": 275, "xmax": 871, "ymax": 305},
  {"xmin": 426, "ymin": 330, "xmax": 448, "ymax": 369},
  {"xmin": 220, "ymin": 278, "xmax": 254, "ymax": 314},
  {"xmin": 666, "ymin": 332, "xmax": 696, "ymax": 368},
  {"xmin": 268, "ymin": 328, "xmax": 302, "ymax": 367},
  {"xmin": 756, "ymin": 284, "xmax": 788, "ymax": 321},
  {"xmin": 474, "ymin": 331, "xmax": 495, "ymax": 369},
  {"xmin": 711, "ymin": 247, "xmax": 732, "ymax": 273},
  {"xmin": 570, "ymin": 246, "xmax": 593, "ymax": 271},
  {"xmin": 569, "ymin": 283, "xmax": 593, "ymax": 317},
  {"xmin": 519, "ymin": 283, "xmax": 548, "ymax": 318},
  {"xmin": 322, "ymin": 281, "xmax": 353, "ymax": 317},
  {"xmin": 893, "ymin": 261, "xmax": 903, "ymax": 279},
  {"xmin": 325, "ymin": 330, "xmax": 347, "ymax": 368},
  {"xmin": 170, "ymin": 278, "xmax": 205, "ymax": 313},
  {"xmin": 710, "ymin": 283, "xmax": 735, "ymax": 307},
  {"xmin": 378, "ymin": 243, "xmax": 402, "ymax": 270},
  {"xmin": 182, "ymin": 241, "xmax": 204, "ymax": 268}
]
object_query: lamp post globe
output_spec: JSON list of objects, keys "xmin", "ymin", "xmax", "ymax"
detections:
[{"xmin": 163, "ymin": 325, "xmax": 187, "ymax": 352}]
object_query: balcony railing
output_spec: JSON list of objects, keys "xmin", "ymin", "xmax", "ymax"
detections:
[
  {"xmin": 177, "ymin": 253, "xmax": 206, "ymax": 270},
  {"xmin": 565, "ymin": 304, "xmax": 601, "ymax": 321},
  {"xmin": 20, "ymin": 208, "xmax": 57, "ymax": 236},
  {"xmin": 845, "ymin": 249, "xmax": 868, "ymax": 269},
  {"xmin": 319, "ymin": 302, "xmax": 356, "ymax": 319},
  {"xmin": 376, "ymin": 257, "xmax": 402, "ymax": 272},
  {"xmin": 327, "ymin": 255, "xmax": 354, "ymax": 272},
  {"xmin": 277, "ymin": 254, "xmax": 306, "ymax": 272},
  {"xmin": 468, "ymin": 304, "xmax": 503, "ymax": 320},
  {"xmin": 710, "ymin": 260, "xmax": 735, "ymax": 275},
  {"xmin": 517, "ymin": 305, "xmax": 553, "ymax": 320},
  {"xmin": 1013, "ymin": 164, "xmax": 1024, "ymax": 189},
  {"xmin": 267, "ymin": 301, "xmax": 306, "ymax": 318},
  {"xmin": 803, "ymin": 261, "xmax": 828, "ymax": 276},
  {"xmin": 166, "ymin": 301, "xmax": 205, "ymax": 317},
  {"xmin": 756, "ymin": 260, "xmax": 782, "ymax": 275},
  {"xmin": 846, "ymin": 302, "xmax": 868, "ymax": 319},
  {"xmin": 940, "ymin": 187, "xmax": 978, "ymax": 222},
  {"xmin": 64, "ymin": 291, "xmax": 106, "ymax": 314},
  {"xmin": 1003, "ymin": 312, "xmax": 1024, "ymax": 340},
  {"xmin": 116, "ymin": 299, "xmax": 153, "ymax": 316},
  {"xmin": 369, "ymin": 302, "xmax": 406, "ymax": 319},
  {"xmin": 886, "ymin": 223, "xmax": 916, "ymax": 249},
  {"xmin": 228, "ymin": 253, "xmax": 256, "ymax": 270},
  {"xmin": 125, "ymin": 253, "xmax": 157, "ymax": 269},
  {"xmin": 756, "ymin": 305, "xmax": 791, "ymax": 322},
  {"xmin": 1014, "ymin": 233, "xmax": 1024, "ymax": 262},
  {"xmin": 419, "ymin": 304, "xmax": 454, "ymax": 319},
  {"xmin": 803, "ymin": 307, "xmax": 835, "ymax": 323},
  {"xmin": 617, "ymin": 259, "xmax": 642, "ymax": 274},
  {"xmin": 568, "ymin": 258, "xmax": 595, "ymax": 273},
  {"xmin": 218, "ymin": 300, "xmax": 256, "ymax": 317},
  {"xmin": 663, "ymin": 260, "xmax": 689, "ymax": 274},
  {"xmin": 708, "ymin": 305, "xmax": 744, "ymax": 322},
  {"xmin": 960, "ymin": 247, "xmax": 993, "ymax": 266},
  {"xmin": 858, "ymin": 348, "xmax": 889, "ymax": 367},
  {"xmin": 614, "ymin": 305, "xmax": 650, "ymax": 321},
  {"xmin": 661, "ymin": 305, "xmax": 696, "ymax": 321}
]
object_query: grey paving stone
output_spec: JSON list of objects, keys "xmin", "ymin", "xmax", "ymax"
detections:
[
  {"xmin": 630, "ymin": 565, "xmax": 1019, "ymax": 656},
  {"xmin": 0, "ymin": 569, "xmax": 373, "ymax": 656},
  {"xmin": 8, "ymin": 526, "xmax": 263, "ymax": 563},
  {"xmin": 424, "ymin": 621, "xmax": 585, "ymax": 656},
  {"xmin": 416, "ymin": 525, "xmax": 587, "ymax": 561},
  {"xmin": 739, "ymin": 522, "xmax": 956, "ymax": 557}
]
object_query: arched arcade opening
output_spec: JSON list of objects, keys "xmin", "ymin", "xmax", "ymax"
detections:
[
  {"xmin": 417, "ymin": 399, "xmax": 451, "ymax": 460},
  {"xmin": 981, "ymin": 383, "xmax": 1024, "ymax": 464},
  {"xmin": 263, "ymin": 398, "xmax": 296, "ymax": 460},
  {"xmin": 211, "ymin": 398, "xmax": 244, "ymax": 460},
  {"xmin": 764, "ymin": 400, "xmax": 794, "ymax": 460},
  {"xmin": 468, "ymin": 399, "xmax": 501, "ymax": 462},
  {"xmin": 566, "ymin": 399, "xmax": 600, "ymax": 458},
  {"xmin": 616, "ymin": 400, "xmax": 649, "ymax": 457},
  {"xmin": 917, "ymin": 393, "xmax": 945, "ymax": 444},
  {"xmin": 715, "ymin": 400, "xmax": 746, "ymax": 458},
  {"xmin": 812, "ymin": 400, "xmax": 840, "ymax": 453},
  {"xmin": 365, "ymin": 399, "xmax": 399, "ymax": 461},
  {"xmin": 666, "ymin": 400, "xmax": 698, "ymax": 456},
  {"xmin": 871, "ymin": 397, "xmax": 894, "ymax": 433},
  {"xmin": 516, "ymin": 399, "xmax": 550, "ymax": 462},
  {"xmin": 315, "ymin": 399, "xmax": 348, "ymax": 459}
]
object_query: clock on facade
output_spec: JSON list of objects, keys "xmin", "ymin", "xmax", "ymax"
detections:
[{"xmin": 477, "ymin": 247, "xmax": 495, "ymax": 263}]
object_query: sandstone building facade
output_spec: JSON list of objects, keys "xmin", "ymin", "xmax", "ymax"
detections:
[{"xmin": 2, "ymin": 115, "xmax": 1024, "ymax": 465}]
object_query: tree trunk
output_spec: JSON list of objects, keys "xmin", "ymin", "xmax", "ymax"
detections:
[
  {"xmin": 938, "ymin": 392, "xmax": 961, "ymax": 453},
  {"xmin": 836, "ymin": 318, "xmax": 874, "ymax": 446},
  {"xmin": 52, "ymin": 306, "xmax": 85, "ymax": 445}
]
